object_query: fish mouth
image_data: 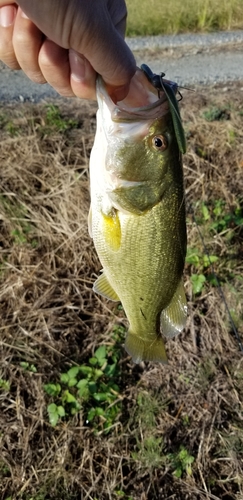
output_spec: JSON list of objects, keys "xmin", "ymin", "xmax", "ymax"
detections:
[{"xmin": 96, "ymin": 68, "xmax": 171, "ymax": 123}]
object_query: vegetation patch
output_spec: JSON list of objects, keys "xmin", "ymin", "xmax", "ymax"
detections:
[
  {"xmin": 0, "ymin": 85, "xmax": 243, "ymax": 499},
  {"xmin": 44, "ymin": 343, "xmax": 122, "ymax": 432},
  {"xmin": 126, "ymin": 0, "xmax": 243, "ymax": 35}
]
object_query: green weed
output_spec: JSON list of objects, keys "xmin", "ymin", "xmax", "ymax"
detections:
[
  {"xmin": 168, "ymin": 446, "xmax": 195, "ymax": 477},
  {"xmin": 132, "ymin": 392, "xmax": 195, "ymax": 472},
  {"xmin": 0, "ymin": 378, "xmax": 10, "ymax": 391},
  {"xmin": 132, "ymin": 391, "xmax": 170, "ymax": 467},
  {"xmin": 186, "ymin": 246, "xmax": 219, "ymax": 294},
  {"xmin": 5, "ymin": 121, "xmax": 19, "ymax": 136},
  {"xmin": 182, "ymin": 414, "xmax": 190, "ymax": 426},
  {"xmin": 0, "ymin": 112, "xmax": 20, "ymax": 135},
  {"xmin": 227, "ymin": 127, "xmax": 237, "ymax": 144},
  {"xmin": 0, "ymin": 461, "xmax": 10, "ymax": 477},
  {"xmin": 20, "ymin": 362, "xmax": 37, "ymax": 373},
  {"xmin": 114, "ymin": 491, "xmax": 133, "ymax": 500},
  {"xmin": 132, "ymin": 435, "xmax": 165, "ymax": 468},
  {"xmin": 202, "ymin": 106, "xmax": 230, "ymax": 122},
  {"xmin": 209, "ymin": 199, "xmax": 243, "ymax": 237},
  {"xmin": 110, "ymin": 323, "xmax": 126, "ymax": 343},
  {"xmin": 136, "ymin": 391, "xmax": 161, "ymax": 429},
  {"xmin": 0, "ymin": 195, "xmax": 36, "ymax": 246},
  {"xmin": 0, "ymin": 112, "xmax": 6, "ymax": 126},
  {"xmin": 187, "ymin": 199, "xmax": 243, "ymax": 294},
  {"xmin": 44, "ymin": 104, "xmax": 78, "ymax": 132},
  {"xmin": 44, "ymin": 344, "xmax": 122, "ymax": 432}
]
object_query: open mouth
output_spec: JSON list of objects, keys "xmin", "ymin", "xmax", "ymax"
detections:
[{"xmin": 96, "ymin": 68, "xmax": 173, "ymax": 123}]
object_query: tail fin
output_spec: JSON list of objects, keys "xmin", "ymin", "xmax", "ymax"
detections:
[{"xmin": 125, "ymin": 331, "xmax": 167, "ymax": 364}]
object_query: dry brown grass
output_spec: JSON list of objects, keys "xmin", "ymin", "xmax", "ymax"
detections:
[{"xmin": 0, "ymin": 84, "xmax": 243, "ymax": 500}]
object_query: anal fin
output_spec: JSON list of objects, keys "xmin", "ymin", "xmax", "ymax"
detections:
[
  {"xmin": 160, "ymin": 279, "xmax": 187, "ymax": 338},
  {"xmin": 93, "ymin": 272, "xmax": 120, "ymax": 302}
]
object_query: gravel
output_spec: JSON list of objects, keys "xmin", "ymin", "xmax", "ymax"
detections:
[
  {"xmin": 0, "ymin": 30, "xmax": 243, "ymax": 102},
  {"xmin": 126, "ymin": 29, "xmax": 243, "ymax": 50}
]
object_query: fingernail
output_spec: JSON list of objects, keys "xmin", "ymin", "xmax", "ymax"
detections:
[
  {"xmin": 0, "ymin": 5, "xmax": 16, "ymax": 27},
  {"xmin": 108, "ymin": 84, "xmax": 129, "ymax": 104},
  {"xmin": 20, "ymin": 8, "xmax": 29, "ymax": 19},
  {"xmin": 69, "ymin": 50, "xmax": 85, "ymax": 82}
]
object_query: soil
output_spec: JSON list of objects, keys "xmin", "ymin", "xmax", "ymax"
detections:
[{"xmin": 0, "ymin": 66, "xmax": 242, "ymax": 499}]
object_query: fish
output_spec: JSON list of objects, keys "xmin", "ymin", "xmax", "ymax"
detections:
[{"xmin": 89, "ymin": 65, "xmax": 187, "ymax": 363}]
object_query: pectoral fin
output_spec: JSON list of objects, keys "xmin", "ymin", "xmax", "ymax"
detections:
[
  {"xmin": 160, "ymin": 279, "xmax": 187, "ymax": 338},
  {"xmin": 93, "ymin": 272, "xmax": 120, "ymax": 302}
]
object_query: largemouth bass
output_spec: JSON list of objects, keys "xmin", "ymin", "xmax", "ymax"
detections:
[{"xmin": 89, "ymin": 66, "xmax": 187, "ymax": 363}]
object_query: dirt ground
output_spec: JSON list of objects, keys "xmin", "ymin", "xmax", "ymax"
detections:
[{"xmin": 0, "ymin": 82, "xmax": 243, "ymax": 500}]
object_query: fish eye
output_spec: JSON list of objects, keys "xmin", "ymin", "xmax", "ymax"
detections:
[{"xmin": 151, "ymin": 135, "xmax": 167, "ymax": 152}]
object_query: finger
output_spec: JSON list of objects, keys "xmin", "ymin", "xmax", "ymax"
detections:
[
  {"xmin": 107, "ymin": 0, "xmax": 127, "ymax": 37},
  {"xmin": 16, "ymin": 0, "xmax": 136, "ymax": 96},
  {"xmin": 0, "ymin": 4, "xmax": 20, "ymax": 69},
  {"xmin": 69, "ymin": 1, "xmax": 136, "ymax": 93},
  {"xmin": 12, "ymin": 7, "xmax": 45, "ymax": 83},
  {"xmin": 69, "ymin": 50, "xmax": 96, "ymax": 100},
  {"xmin": 87, "ymin": 32, "xmax": 136, "ymax": 94},
  {"xmin": 38, "ymin": 39, "xmax": 74, "ymax": 97},
  {"xmin": 0, "ymin": 0, "xmax": 16, "ymax": 6},
  {"xmin": 39, "ymin": 41, "xmax": 97, "ymax": 100}
]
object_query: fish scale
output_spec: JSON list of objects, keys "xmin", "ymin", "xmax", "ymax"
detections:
[{"xmin": 89, "ymin": 67, "xmax": 187, "ymax": 363}]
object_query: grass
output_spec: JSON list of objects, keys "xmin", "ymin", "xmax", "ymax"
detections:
[
  {"xmin": 0, "ymin": 85, "xmax": 243, "ymax": 499},
  {"xmin": 126, "ymin": 0, "xmax": 243, "ymax": 35},
  {"xmin": 44, "ymin": 343, "xmax": 122, "ymax": 431}
]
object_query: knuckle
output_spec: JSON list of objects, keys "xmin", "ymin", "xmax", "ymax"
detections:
[
  {"xmin": 57, "ymin": 87, "xmax": 75, "ymax": 97},
  {"xmin": 25, "ymin": 70, "xmax": 46, "ymax": 84},
  {"xmin": 13, "ymin": 29, "xmax": 30, "ymax": 50},
  {"xmin": 71, "ymin": 81, "xmax": 96, "ymax": 100},
  {"xmin": 0, "ymin": 48, "xmax": 20, "ymax": 69}
]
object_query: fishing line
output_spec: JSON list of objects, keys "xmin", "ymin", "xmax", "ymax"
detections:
[{"xmin": 192, "ymin": 211, "xmax": 243, "ymax": 353}]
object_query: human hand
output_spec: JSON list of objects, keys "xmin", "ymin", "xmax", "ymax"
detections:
[{"xmin": 0, "ymin": 0, "xmax": 136, "ymax": 100}]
